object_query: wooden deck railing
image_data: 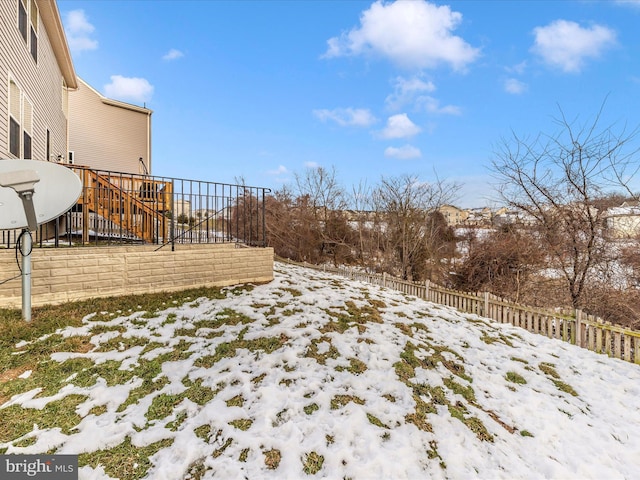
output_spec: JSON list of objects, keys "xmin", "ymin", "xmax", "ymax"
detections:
[
  {"xmin": 279, "ymin": 259, "xmax": 640, "ymax": 365},
  {"xmin": 77, "ymin": 168, "xmax": 172, "ymax": 244}
]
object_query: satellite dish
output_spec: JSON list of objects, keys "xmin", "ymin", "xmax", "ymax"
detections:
[{"xmin": 0, "ymin": 159, "xmax": 82, "ymax": 230}]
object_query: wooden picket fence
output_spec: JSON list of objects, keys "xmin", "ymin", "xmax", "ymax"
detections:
[{"xmin": 278, "ymin": 259, "xmax": 640, "ymax": 365}]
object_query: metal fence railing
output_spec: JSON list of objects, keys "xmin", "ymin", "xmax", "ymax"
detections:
[{"xmin": 0, "ymin": 166, "xmax": 270, "ymax": 249}]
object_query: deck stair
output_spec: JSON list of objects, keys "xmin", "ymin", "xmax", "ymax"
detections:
[{"xmin": 75, "ymin": 167, "xmax": 173, "ymax": 244}]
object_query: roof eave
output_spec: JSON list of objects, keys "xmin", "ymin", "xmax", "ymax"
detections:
[{"xmin": 36, "ymin": 0, "xmax": 78, "ymax": 89}]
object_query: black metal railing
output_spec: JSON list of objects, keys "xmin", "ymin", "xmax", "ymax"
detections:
[{"xmin": 1, "ymin": 166, "xmax": 270, "ymax": 249}]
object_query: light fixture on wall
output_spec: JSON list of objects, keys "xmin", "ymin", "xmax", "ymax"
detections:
[{"xmin": 139, "ymin": 157, "xmax": 148, "ymax": 175}]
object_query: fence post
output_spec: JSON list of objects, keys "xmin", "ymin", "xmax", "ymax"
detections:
[
  {"xmin": 383, "ymin": 272, "xmax": 387, "ymax": 288},
  {"xmin": 425, "ymin": 280, "xmax": 430, "ymax": 301},
  {"xmin": 483, "ymin": 291, "xmax": 489, "ymax": 318},
  {"xmin": 575, "ymin": 309, "xmax": 582, "ymax": 347}
]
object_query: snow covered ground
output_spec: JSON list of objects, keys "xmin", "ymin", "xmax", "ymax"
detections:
[{"xmin": 2, "ymin": 262, "xmax": 640, "ymax": 479}]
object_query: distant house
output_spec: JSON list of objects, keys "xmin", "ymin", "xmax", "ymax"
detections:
[
  {"xmin": 438, "ymin": 204, "xmax": 469, "ymax": 226},
  {"xmin": 68, "ymin": 78, "xmax": 152, "ymax": 174},
  {"xmin": 605, "ymin": 202, "xmax": 640, "ymax": 239},
  {"xmin": 1, "ymin": 0, "xmax": 78, "ymax": 162}
]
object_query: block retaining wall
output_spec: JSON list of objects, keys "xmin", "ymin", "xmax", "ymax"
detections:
[{"xmin": 0, "ymin": 243, "xmax": 274, "ymax": 308}]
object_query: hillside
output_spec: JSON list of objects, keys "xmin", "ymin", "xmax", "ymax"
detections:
[{"xmin": 2, "ymin": 262, "xmax": 640, "ymax": 479}]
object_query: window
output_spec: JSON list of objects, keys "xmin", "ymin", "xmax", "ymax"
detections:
[
  {"xmin": 23, "ymin": 131, "xmax": 32, "ymax": 159},
  {"xmin": 9, "ymin": 118, "xmax": 20, "ymax": 157},
  {"xmin": 7, "ymin": 79, "xmax": 34, "ymax": 159},
  {"xmin": 30, "ymin": 27, "xmax": 37, "ymax": 62},
  {"xmin": 29, "ymin": 0, "xmax": 38, "ymax": 62},
  {"xmin": 18, "ymin": 0, "xmax": 27, "ymax": 42},
  {"xmin": 17, "ymin": 0, "xmax": 37, "ymax": 62},
  {"xmin": 23, "ymin": 97, "xmax": 33, "ymax": 159},
  {"xmin": 9, "ymin": 80, "xmax": 21, "ymax": 157}
]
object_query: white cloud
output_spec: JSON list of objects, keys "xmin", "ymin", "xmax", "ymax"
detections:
[
  {"xmin": 615, "ymin": 0, "xmax": 640, "ymax": 8},
  {"xmin": 384, "ymin": 145, "xmax": 422, "ymax": 159},
  {"xmin": 163, "ymin": 49, "xmax": 184, "ymax": 61},
  {"xmin": 504, "ymin": 78, "xmax": 528, "ymax": 94},
  {"xmin": 418, "ymin": 96, "xmax": 462, "ymax": 115},
  {"xmin": 104, "ymin": 75, "xmax": 154, "ymax": 104},
  {"xmin": 531, "ymin": 20, "xmax": 616, "ymax": 73},
  {"xmin": 380, "ymin": 114, "xmax": 421, "ymax": 139},
  {"xmin": 506, "ymin": 61, "xmax": 527, "ymax": 75},
  {"xmin": 304, "ymin": 161, "xmax": 319, "ymax": 168},
  {"xmin": 385, "ymin": 76, "xmax": 436, "ymax": 110},
  {"xmin": 64, "ymin": 10, "xmax": 98, "ymax": 53},
  {"xmin": 267, "ymin": 165, "xmax": 288, "ymax": 175},
  {"xmin": 313, "ymin": 108, "xmax": 377, "ymax": 127},
  {"xmin": 323, "ymin": 0, "xmax": 479, "ymax": 71}
]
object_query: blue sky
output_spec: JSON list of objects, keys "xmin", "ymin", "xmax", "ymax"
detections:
[{"xmin": 57, "ymin": 0, "xmax": 640, "ymax": 207}]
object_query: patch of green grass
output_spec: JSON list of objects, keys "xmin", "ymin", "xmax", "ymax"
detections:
[
  {"xmin": 538, "ymin": 363, "xmax": 578, "ymax": 396},
  {"xmin": 336, "ymin": 357, "xmax": 367, "ymax": 375},
  {"xmin": 196, "ymin": 334, "xmax": 288, "ymax": 367},
  {"xmin": 302, "ymin": 451, "xmax": 324, "ymax": 475},
  {"xmin": 448, "ymin": 402, "xmax": 494, "ymax": 442},
  {"xmin": 510, "ymin": 357, "xmax": 529, "ymax": 364},
  {"xmin": 281, "ymin": 287, "xmax": 303, "ymax": 297},
  {"xmin": 520, "ymin": 430, "xmax": 534, "ymax": 437},
  {"xmin": 1, "ymin": 394, "xmax": 87, "ymax": 443},
  {"xmin": 194, "ymin": 424, "xmax": 212, "ymax": 441},
  {"xmin": 505, "ymin": 371, "xmax": 527, "ymax": 385},
  {"xmin": 79, "ymin": 436, "xmax": 173, "ymax": 480},
  {"xmin": 226, "ymin": 395, "xmax": 244, "ymax": 408},
  {"xmin": 552, "ymin": 380, "xmax": 578, "ymax": 397},
  {"xmin": 229, "ymin": 419, "xmax": 253, "ymax": 431},
  {"xmin": 330, "ymin": 395, "xmax": 365, "ymax": 410},
  {"xmin": 146, "ymin": 393, "xmax": 183, "ymax": 422},
  {"xmin": 443, "ymin": 377, "xmax": 476, "ymax": 402},
  {"xmin": 183, "ymin": 378, "xmax": 216, "ymax": 405},
  {"xmin": 367, "ymin": 413, "xmax": 389, "ymax": 429},
  {"xmin": 304, "ymin": 337, "xmax": 340, "ymax": 365},
  {"xmin": 322, "ymin": 300, "xmax": 384, "ymax": 335},
  {"xmin": 117, "ymin": 376, "xmax": 169, "ymax": 413},
  {"xmin": 166, "ymin": 410, "xmax": 188, "ymax": 431},
  {"xmin": 239, "ymin": 448, "xmax": 250, "ymax": 462},
  {"xmin": 404, "ymin": 396, "xmax": 434, "ymax": 432},
  {"xmin": 539, "ymin": 362, "xmax": 560, "ymax": 378},
  {"xmin": 264, "ymin": 449, "xmax": 281, "ymax": 470},
  {"xmin": 304, "ymin": 403, "xmax": 319, "ymax": 415}
]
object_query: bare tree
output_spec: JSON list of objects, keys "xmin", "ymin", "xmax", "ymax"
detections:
[
  {"xmin": 372, "ymin": 174, "xmax": 459, "ymax": 281},
  {"xmin": 294, "ymin": 166, "xmax": 353, "ymax": 265},
  {"xmin": 492, "ymin": 105, "xmax": 640, "ymax": 309},
  {"xmin": 453, "ymin": 223, "xmax": 543, "ymax": 303}
]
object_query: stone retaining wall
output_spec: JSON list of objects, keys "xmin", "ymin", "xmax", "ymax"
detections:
[{"xmin": 0, "ymin": 243, "xmax": 274, "ymax": 308}]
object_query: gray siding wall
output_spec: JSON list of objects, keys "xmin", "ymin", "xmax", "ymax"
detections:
[
  {"xmin": 68, "ymin": 79, "xmax": 152, "ymax": 174},
  {"xmin": 0, "ymin": 0, "xmax": 68, "ymax": 161}
]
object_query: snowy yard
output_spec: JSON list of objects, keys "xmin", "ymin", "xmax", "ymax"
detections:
[{"xmin": 1, "ymin": 262, "xmax": 640, "ymax": 479}]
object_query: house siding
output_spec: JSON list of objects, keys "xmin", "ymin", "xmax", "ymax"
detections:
[
  {"xmin": 0, "ymin": 0, "xmax": 70, "ymax": 161},
  {"xmin": 68, "ymin": 78, "xmax": 152, "ymax": 174}
]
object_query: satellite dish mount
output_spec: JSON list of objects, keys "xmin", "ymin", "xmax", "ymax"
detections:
[{"xmin": 0, "ymin": 160, "xmax": 82, "ymax": 321}]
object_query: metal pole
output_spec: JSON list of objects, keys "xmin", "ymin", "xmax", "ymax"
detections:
[{"xmin": 21, "ymin": 229, "xmax": 32, "ymax": 322}]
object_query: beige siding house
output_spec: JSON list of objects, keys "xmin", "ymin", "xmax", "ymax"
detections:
[
  {"xmin": 605, "ymin": 203, "xmax": 640, "ymax": 239},
  {"xmin": 1, "ymin": 0, "xmax": 77, "ymax": 162},
  {"xmin": 68, "ymin": 78, "xmax": 152, "ymax": 174},
  {"xmin": 438, "ymin": 204, "xmax": 469, "ymax": 227}
]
